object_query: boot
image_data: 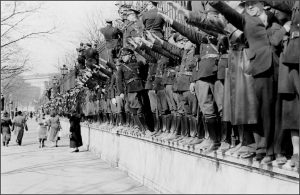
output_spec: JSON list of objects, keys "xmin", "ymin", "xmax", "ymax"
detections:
[
  {"xmin": 162, "ymin": 114, "xmax": 177, "ymax": 140},
  {"xmin": 157, "ymin": 115, "xmax": 171, "ymax": 139},
  {"xmin": 125, "ymin": 112, "xmax": 130, "ymax": 127},
  {"xmin": 179, "ymin": 115, "xmax": 191, "ymax": 143},
  {"xmin": 120, "ymin": 113, "xmax": 126, "ymax": 126},
  {"xmin": 189, "ymin": 116, "xmax": 204, "ymax": 145},
  {"xmin": 162, "ymin": 115, "xmax": 167, "ymax": 132},
  {"xmin": 217, "ymin": 121, "xmax": 232, "ymax": 152},
  {"xmin": 183, "ymin": 116, "xmax": 199, "ymax": 145},
  {"xmin": 153, "ymin": 115, "xmax": 163, "ymax": 137},
  {"xmin": 152, "ymin": 113, "xmax": 159, "ymax": 134},
  {"xmin": 113, "ymin": 113, "xmax": 117, "ymax": 126},
  {"xmin": 202, "ymin": 117, "xmax": 221, "ymax": 154},
  {"xmin": 132, "ymin": 115, "xmax": 145, "ymax": 136},
  {"xmin": 139, "ymin": 115, "xmax": 152, "ymax": 136},
  {"xmin": 169, "ymin": 113, "xmax": 176, "ymax": 133},
  {"xmin": 166, "ymin": 115, "xmax": 182, "ymax": 141}
]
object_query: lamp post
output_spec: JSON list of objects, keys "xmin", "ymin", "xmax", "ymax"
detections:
[{"xmin": 60, "ymin": 64, "xmax": 68, "ymax": 93}]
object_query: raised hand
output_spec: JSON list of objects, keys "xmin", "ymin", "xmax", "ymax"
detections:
[
  {"xmin": 166, "ymin": 1, "xmax": 182, "ymax": 11},
  {"xmin": 128, "ymin": 38, "xmax": 138, "ymax": 48},
  {"xmin": 99, "ymin": 57, "xmax": 107, "ymax": 64},
  {"xmin": 158, "ymin": 12, "xmax": 173, "ymax": 24},
  {"xmin": 145, "ymin": 30, "xmax": 156, "ymax": 43},
  {"xmin": 151, "ymin": 32, "xmax": 164, "ymax": 45}
]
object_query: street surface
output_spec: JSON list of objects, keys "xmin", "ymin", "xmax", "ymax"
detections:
[{"xmin": 1, "ymin": 118, "xmax": 155, "ymax": 194}]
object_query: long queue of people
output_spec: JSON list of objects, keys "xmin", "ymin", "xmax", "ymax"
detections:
[{"xmin": 42, "ymin": 1, "xmax": 299, "ymax": 169}]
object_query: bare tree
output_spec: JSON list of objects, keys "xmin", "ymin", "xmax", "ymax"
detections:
[
  {"xmin": 80, "ymin": 7, "xmax": 106, "ymax": 44},
  {"xmin": 1, "ymin": 1, "xmax": 56, "ymax": 80}
]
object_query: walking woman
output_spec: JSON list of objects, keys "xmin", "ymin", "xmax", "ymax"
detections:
[
  {"xmin": 47, "ymin": 110, "xmax": 61, "ymax": 147},
  {"xmin": 12, "ymin": 111, "xmax": 28, "ymax": 146},
  {"xmin": 37, "ymin": 113, "xmax": 48, "ymax": 148},
  {"xmin": 69, "ymin": 110, "xmax": 83, "ymax": 152},
  {"xmin": 1, "ymin": 112, "xmax": 12, "ymax": 147}
]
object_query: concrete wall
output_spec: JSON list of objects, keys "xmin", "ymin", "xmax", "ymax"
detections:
[{"xmin": 60, "ymin": 119, "xmax": 299, "ymax": 194}]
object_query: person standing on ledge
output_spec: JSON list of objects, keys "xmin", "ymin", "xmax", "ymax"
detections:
[{"xmin": 69, "ymin": 110, "xmax": 83, "ymax": 153}]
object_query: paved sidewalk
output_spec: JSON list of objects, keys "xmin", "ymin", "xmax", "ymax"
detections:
[{"xmin": 1, "ymin": 119, "xmax": 155, "ymax": 194}]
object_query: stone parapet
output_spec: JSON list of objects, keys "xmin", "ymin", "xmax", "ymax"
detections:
[{"xmin": 60, "ymin": 119, "xmax": 299, "ymax": 194}]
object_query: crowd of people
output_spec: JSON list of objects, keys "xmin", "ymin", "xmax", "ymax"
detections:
[
  {"xmin": 1, "ymin": 110, "xmax": 82, "ymax": 153},
  {"xmin": 39, "ymin": 1, "xmax": 299, "ymax": 169}
]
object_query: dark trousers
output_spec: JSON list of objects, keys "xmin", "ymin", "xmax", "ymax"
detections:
[{"xmin": 253, "ymin": 68, "xmax": 277, "ymax": 156}]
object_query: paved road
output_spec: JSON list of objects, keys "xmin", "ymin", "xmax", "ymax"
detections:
[{"xmin": 1, "ymin": 118, "xmax": 155, "ymax": 194}]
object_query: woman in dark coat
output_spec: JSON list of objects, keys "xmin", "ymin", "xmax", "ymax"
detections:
[
  {"xmin": 69, "ymin": 111, "xmax": 83, "ymax": 152},
  {"xmin": 1, "ymin": 112, "xmax": 12, "ymax": 147}
]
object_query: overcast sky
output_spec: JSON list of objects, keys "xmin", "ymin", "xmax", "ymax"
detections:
[{"xmin": 18, "ymin": 1, "xmax": 119, "ymax": 75}]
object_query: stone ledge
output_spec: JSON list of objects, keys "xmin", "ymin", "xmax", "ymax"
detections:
[
  {"xmin": 60, "ymin": 120, "xmax": 299, "ymax": 193},
  {"xmin": 82, "ymin": 123, "xmax": 299, "ymax": 182}
]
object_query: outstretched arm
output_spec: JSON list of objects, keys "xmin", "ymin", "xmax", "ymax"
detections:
[{"xmin": 209, "ymin": 1, "xmax": 245, "ymax": 31}]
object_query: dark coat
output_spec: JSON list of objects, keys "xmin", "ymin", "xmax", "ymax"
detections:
[
  {"xmin": 282, "ymin": 1, "xmax": 299, "ymax": 66},
  {"xmin": 69, "ymin": 114, "xmax": 82, "ymax": 148},
  {"xmin": 109, "ymin": 72, "xmax": 118, "ymax": 98},
  {"xmin": 171, "ymin": 20, "xmax": 219, "ymax": 81},
  {"xmin": 100, "ymin": 25, "xmax": 123, "ymax": 49},
  {"xmin": 210, "ymin": 1, "xmax": 287, "ymax": 76},
  {"xmin": 150, "ymin": 42, "xmax": 180, "ymax": 86},
  {"xmin": 141, "ymin": 8, "xmax": 165, "ymax": 38},
  {"xmin": 134, "ymin": 47, "xmax": 158, "ymax": 90},
  {"xmin": 157, "ymin": 39, "xmax": 198, "ymax": 92},
  {"xmin": 117, "ymin": 61, "xmax": 146, "ymax": 94},
  {"xmin": 84, "ymin": 48, "xmax": 99, "ymax": 68},
  {"xmin": 1, "ymin": 117, "xmax": 12, "ymax": 134}
]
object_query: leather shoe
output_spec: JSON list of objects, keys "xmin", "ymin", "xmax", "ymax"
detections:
[
  {"xmin": 275, "ymin": 154, "xmax": 287, "ymax": 165},
  {"xmin": 217, "ymin": 142, "xmax": 231, "ymax": 152},
  {"xmin": 261, "ymin": 155, "xmax": 274, "ymax": 165},
  {"xmin": 185, "ymin": 138, "xmax": 203, "ymax": 146},
  {"xmin": 255, "ymin": 153, "xmax": 266, "ymax": 161}
]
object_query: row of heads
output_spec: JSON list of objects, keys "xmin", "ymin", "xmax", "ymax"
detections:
[
  {"xmin": 2, "ymin": 111, "xmax": 23, "ymax": 117},
  {"xmin": 105, "ymin": 0, "xmax": 159, "ymax": 23}
]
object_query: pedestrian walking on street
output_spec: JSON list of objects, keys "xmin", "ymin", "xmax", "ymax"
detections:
[
  {"xmin": 47, "ymin": 111, "xmax": 61, "ymax": 147},
  {"xmin": 1, "ymin": 111, "xmax": 13, "ymax": 147},
  {"xmin": 69, "ymin": 110, "xmax": 83, "ymax": 152},
  {"xmin": 12, "ymin": 111, "xmax": 28, "ymax": 146},
  {"xmin": 37, "ymin": 113, "xmax": 48, "ymax": 148}
]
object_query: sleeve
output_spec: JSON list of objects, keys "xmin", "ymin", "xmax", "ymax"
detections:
[
  {"xmin": 268, "ymin": 23, "xmax": 287, "ymax": 46},
  {"xmin": 161, "ymin": 39, "xmax": 184, "ymax": 58},
  {"xmin": 106, "ymin": 61, "xmax": 117, "ymax": 71},
  {"xmin": 186, "ymin": 11, "xmax": 227, "ymax": 35},
  {"xmin": 151, "ymin": 41, "xmax": 181, "ymax": 63},
  {"xmin": 209, "ymin": 1, "xmax": 245, "ymax": 31},
  {"xmin": 171, "ymin": 21, "xmax": 206, "ymax": 45},
  {"xmin": 109, "ymin": 74, "xmax": 116, "ymax": 91},
  {"xmin": 116, "ymin": 67, "xmax": 124, "ymax": 94},
  {"xmin": 134, "ymin": 47, "xmax": 157, "ymax": 63},
  {"xmin": 95, "ymin": 50, "xmax": 99, "ymax": 65}
]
